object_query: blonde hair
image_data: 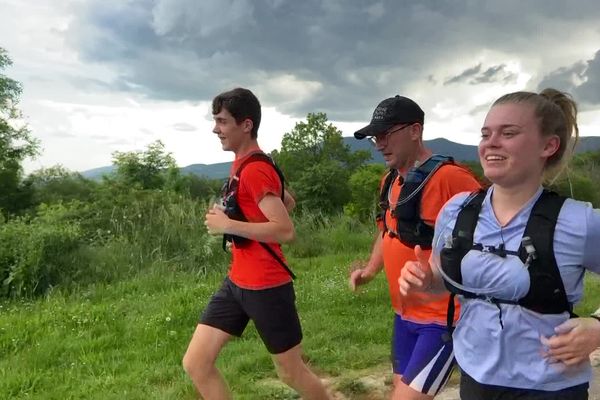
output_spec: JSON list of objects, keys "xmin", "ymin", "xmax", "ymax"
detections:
[{"xmin": 492, "ymin": 88, "xmax": 579, "ymax": 181}]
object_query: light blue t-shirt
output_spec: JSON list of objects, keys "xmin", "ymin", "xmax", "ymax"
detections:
[{"xmin": 433, "ymin": 186, "xmax": 600, "ymax": 390}]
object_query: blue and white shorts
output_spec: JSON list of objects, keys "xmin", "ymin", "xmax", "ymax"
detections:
[{"xmin": 392, "ymin": 314, "xmax": 456, "ymax": 396}]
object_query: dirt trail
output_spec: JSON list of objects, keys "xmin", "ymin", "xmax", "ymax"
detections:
[{"xmin": 318, "ymin": 349, "xmax": 600, "ymax": 399}]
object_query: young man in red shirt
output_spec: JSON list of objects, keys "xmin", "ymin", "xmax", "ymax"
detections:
[{"xmin": 183, "ymin": 88, "xmax": 330, "ymax": 400}]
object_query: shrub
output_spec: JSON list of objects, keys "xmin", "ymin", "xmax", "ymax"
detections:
[{"xmin": 0, "ymin": 204, "xmax": 82, "ymax": 298}]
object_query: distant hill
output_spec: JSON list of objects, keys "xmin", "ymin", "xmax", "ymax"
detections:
[
  {"xmin": 81, "ymin": 136, "xmax": 600, "ymax": 180},
  {"xmin": 79, "ymin": 165, "xmax": 116, "ymax": 180},
  {"xmin": 180, "ymin": 161, "xmax": 231, "ymax": 178},
  {"xmin": 343, "ymin": 137, "xmax": 478, "ymax": 163}
]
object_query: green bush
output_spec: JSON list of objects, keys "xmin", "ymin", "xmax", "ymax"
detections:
[
  {"xmin": 287, "ymin": 212, "xmax": 375, "ymax": 259},
  {"xmin": 344, "ymin": 164, "xmax": 386, "ymax": 221},
  {"xmin": 0, "ymin": 189, "xmax": 230, "ymax": 299},
  {"xmin": 0, "ymin": 204, "xmax": 82, "ymax": 298}
]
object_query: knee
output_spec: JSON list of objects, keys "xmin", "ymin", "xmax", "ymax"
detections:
[{"xmin": 182, "ymin": 350, "xmax": 212, "ymax": 379}]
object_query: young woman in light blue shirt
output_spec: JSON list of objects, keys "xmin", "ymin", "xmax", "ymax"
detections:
[{"xmin": 399, "ymin": 88, "xmax": 600, "ymax": 399}]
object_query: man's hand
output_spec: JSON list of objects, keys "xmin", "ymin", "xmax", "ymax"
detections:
[
  {"xmin": 205, "ymin": 204, "xmax": 231, "ymax": 235},
  {"xmin": 348, "ymin": 261, "xmax": 377, "ymax": 291},
  {"xmin": 398, "ymin": 245, "xmax": 432, "ymax": 296},
  {"xmin": 541, "ymin": 318, "xmax": 600, "ymax": 367}
]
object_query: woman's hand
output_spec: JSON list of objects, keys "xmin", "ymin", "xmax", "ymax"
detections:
[{"xmin": 541, "ymin": 318, "xmax": 600, "ymax": 367}]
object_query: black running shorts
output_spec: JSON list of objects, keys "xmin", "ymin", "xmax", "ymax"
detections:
[
  {"xmin": 199, "ymin": 277, "xmax": 302, "ymax": 354},
  {"xmin": 460, "ymin": 370, "xmax": 589, "ymax": 400}
]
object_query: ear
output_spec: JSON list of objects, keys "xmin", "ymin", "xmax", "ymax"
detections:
[
  {"xmin": 409, "ymin": 123, "xmax": 423, "ymax": 141},
  {"xmin": 243, "ymin": 119, "xmax": 253, "ymax": 133},
  {"xmin": 541, "ymin": 134, "xmax": 560, "ymax": 159}
]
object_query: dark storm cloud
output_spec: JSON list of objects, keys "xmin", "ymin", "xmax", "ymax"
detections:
[
  {"xmin": 472, "ymin": 65, "xmax": 518, "ymax": 85},
  {"xmin": 538, "ymin": 50, "xmax": 600, "ymax": 106},
  {"xmin": 66, "ymin": 0, "xmax": 600, "ymax": 120},
  {"xmin": 444, "ymin": 64, "xmax": 482, "ymax": 85},
  {"xmin": 536, "ymin": 62, "xmax": 587, "ymax": 93},
  {"xmin": 445, "ymin": 64, "xmax": 518, "ymax": 85},
  {"xmin": 574, "ymin": 50, "xmax": 600, "ymax": 105}
]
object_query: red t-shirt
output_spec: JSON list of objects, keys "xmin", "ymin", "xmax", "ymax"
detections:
[
  {"xmin": 227, "ymin": 151, "xmax": 292, "ymax": 289},
  {"xmin": 379, "ymin": 163, "xmax": 481, "ymax": 324}
]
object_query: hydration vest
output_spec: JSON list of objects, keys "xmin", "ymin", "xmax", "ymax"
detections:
[
  {"xmin": 379, "ymin": 154, "xmax": 455, "ymax": 249},
  {"xmin": 440, "ymin": 189, "xmax": 572, "ymax": 333},
  {"xmin": 221, "ymin": 152, "xmax": 296, "ymax": 279}
]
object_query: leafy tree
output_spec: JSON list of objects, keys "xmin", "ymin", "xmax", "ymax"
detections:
[
  {"xmin": 0, "ymin": 48, "xmax": 39, "ymax": 216},
  {"xmin": 272, "ymin": 112, "xmax": 371, "ymax": 212},
  {"xmin": 173, "ymin": 174, "xmax": 222, "ymax": 200},
  {"xmin": 25, "ymin": 165, "xmax": 97, "ymax": 206},
  {"xmin": 344, "ymin": 163, "xmax": 386, "ymax": 220},
  {"xmin": 110, "ymin": 140, "xmax": 179, "ymax": 190}
]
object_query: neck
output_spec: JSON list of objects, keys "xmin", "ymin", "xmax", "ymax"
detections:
[
  {"xmin": 490, "ymin": 180, "xmax": 542, "ymax": 226},
  {"xmin": 234, "ymin": 140, "xmax": 261, "ymax": 159},
  {"xmin": 396, "ymin": 146, "xmax": 432, "ymax": 176}
]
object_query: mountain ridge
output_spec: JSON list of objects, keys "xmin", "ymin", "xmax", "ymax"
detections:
[{"xmin": 81, "ymin": 136, "xmax": 600, "ymax": 180}]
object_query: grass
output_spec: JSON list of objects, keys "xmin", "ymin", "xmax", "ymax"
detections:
[
  {"xmin": 0, "ymin": 242, "xmax": 393, "ymax": 399},
  {"xmin": 2, "ymin": 227, "xmax": 600, "ymax": 399}
]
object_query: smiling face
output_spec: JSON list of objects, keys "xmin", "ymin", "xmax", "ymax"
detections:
[
  {"xmin": 479, "ymin": 102, "xmax": 559, "ymax": 188},
  {"xmin": 212, "ymin": 108, "xmax": 251, "ymax": 153}
]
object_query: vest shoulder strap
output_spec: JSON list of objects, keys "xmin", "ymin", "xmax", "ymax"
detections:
[
  {"xmin": 518, "ymin": 190, "xmax": 569, "ymax": 313},
  {"xmin": 379, "ymin": 155, "xmax": 454, "ymax": 214},
  {"xmin": 450, "ymin": 189, "xmax": 486, "ymax": 249},
  {"xmin": 416, "ymin": 154, "xmax": 455, "ymax": 176},
  {"xmin": 379, "ymin": 169, "xmax": 399, "ymax": 211},
  {"xmin": 232, "ymin": 152, "xmax": 285, "ymax": 200}
]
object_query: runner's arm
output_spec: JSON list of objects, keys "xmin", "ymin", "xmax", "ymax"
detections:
[
  {"xmin": 205, "ymin": 193, "xmax": 294, "ymax": 243},
  {"xmin": 283, "ymin": 189, "xmax": 296, "ymax": 213}
]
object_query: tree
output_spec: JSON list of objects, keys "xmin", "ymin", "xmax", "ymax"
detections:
[
  {"xmin": 344, "ymin": 163, "xmax": 386, "ymax": 220},
  {"xmin": 110, "ymin": 140, "xmax": 179, "ymax": 190},
  {"xmin": 272, "ymin": 112, "xmax": 371, "ymax": 212},
  {"xmin": 24, "ymin": 165, "xmax": 97, "ymax": 206},
  {"xmin": 0, "ymin": 48, "xmax": 39, "ymax": 216}
]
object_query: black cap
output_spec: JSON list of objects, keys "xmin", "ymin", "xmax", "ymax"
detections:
[{"xmin": 354, "ymin": 95, "xmax": 425, "ymax": 139}]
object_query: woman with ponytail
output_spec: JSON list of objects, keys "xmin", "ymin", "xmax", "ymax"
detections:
[{"xmin": 399, "ymin": 89, "xmax": 600, "ymax": 399}]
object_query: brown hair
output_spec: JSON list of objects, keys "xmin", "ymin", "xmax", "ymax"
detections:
[
  {"xmin": 492, "ymin": 88, "xmax": 579, "ymax": 180},
  {"xmin": 212, "ymin": 88, "xmax": 261, "ymax": 139}
]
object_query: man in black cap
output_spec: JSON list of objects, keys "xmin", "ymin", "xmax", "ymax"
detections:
[{"xmin": 349, "ymin": 95, "xmax": 480, "ymax": 399}]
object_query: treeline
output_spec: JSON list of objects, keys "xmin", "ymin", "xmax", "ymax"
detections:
[{"xmin": 2, "ymin": 47, "xmax": 600, "ymax": 300}]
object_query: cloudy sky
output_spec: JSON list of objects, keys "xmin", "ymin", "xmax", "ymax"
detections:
[{"xmin": 2, "ymin": 0, "xmax": 600, "ymax": 173}]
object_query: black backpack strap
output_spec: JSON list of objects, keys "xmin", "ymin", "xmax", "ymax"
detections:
[
  {"xmin": 391, "ymin": 155, "xmax": 455, "ymax": 248},
  {"xmin": 378, "ymin": 169, "xmax": 399, "ymax": 236},
  {"xmin": 518, "ymin": 190, "xmax": 570, "ymax": 314},
  {"xmin": 259, "ymin": 243, "xmax": 296, "ymax": 279},
  {"xmin": 445, "ymin": 189, "xmax": 487, "ymax": 284},
  {"xmin": 232, "ymin": 152, "xmax": 285, "ymax": 197},
  {"xmin": 395, "ymin": 154, "xmax": 455, "ymax": 208},
  {"xmin": 441, "ymin": 189, "xmax": 486, "ymax": 337},
  {"xmin": 379, "ymin": 169, "xmax": 398, "ymax": 213}
]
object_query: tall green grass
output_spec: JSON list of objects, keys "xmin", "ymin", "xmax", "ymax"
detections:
[
  {"xmin": 2, "ymin": 210, "xmax": 600, "ymax": 398},
  {"xmin": 0, "ymin": 191, "xmax": 229, "ymax": 299}
]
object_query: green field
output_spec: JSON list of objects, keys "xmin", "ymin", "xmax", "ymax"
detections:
[
  {"xmin": 2, "ymin": 223, "xmax": 600, "ymax": 399},
  {"xmin": 0, "ymin": 216, "xmax": 394, "ymax": 399}
]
